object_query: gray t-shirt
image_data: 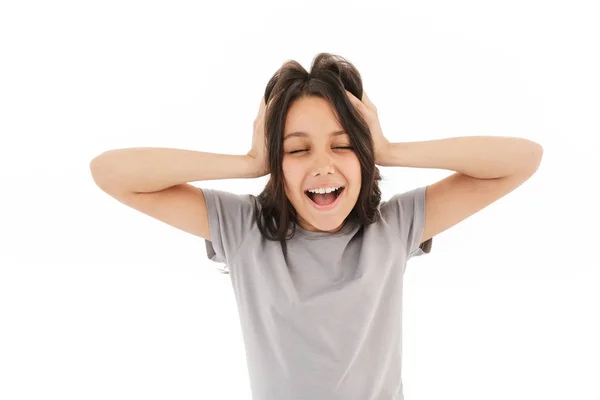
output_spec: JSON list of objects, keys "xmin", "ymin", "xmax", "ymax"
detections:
[{"xmin": 201, "ymin": 186, "xmax": 433, "ymax": 400}]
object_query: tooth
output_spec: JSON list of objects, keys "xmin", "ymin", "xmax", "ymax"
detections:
[{"xmin": 308, "ymin": 186, "xmax": 341, "ymax": 194}]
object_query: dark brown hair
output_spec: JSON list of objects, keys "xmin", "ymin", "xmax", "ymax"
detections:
[{"xmin": 254, "ymin": 52, "xmax": 383, "ymax": 242}]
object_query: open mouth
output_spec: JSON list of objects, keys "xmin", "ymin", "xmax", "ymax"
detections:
[{"xmin": 304, "ymin": 187, "xmax": 345, "ymax": 209}]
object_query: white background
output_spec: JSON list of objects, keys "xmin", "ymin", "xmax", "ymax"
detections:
[{"xmin": 1, "ymin": 0, "xmax": 599, "ymax": 399}]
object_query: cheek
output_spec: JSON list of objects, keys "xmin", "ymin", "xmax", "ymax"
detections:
[
  {"xmin": 282, "ymin": 158, "xmax": 304, "ymax": 175},
  {"xmin": 347, "ymin": 160, "xmax": 362, "ymax": 197},
  {"xmin": 282, "ymin": 162, "xmax": 301, "ymax": 197},
  {"xmin": 347, "ymin": 156, "xmax": 362, "ymax": 180}
]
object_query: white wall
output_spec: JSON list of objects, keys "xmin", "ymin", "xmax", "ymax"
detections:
[{"xmin": 1, "ymin": 0, "xmax": 598, "ymax": 399}]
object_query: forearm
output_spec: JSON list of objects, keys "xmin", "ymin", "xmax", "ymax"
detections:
[
  {"xmin": 379, "ymin": 136, "xmax": 543, "ymax": 179},
  {"xmin": 90, "ymin": 147, "xmax": 262, "ymax": 193}
]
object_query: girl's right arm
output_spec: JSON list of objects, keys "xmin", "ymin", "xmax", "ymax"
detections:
[
  {"xmin": 89, "ymin": 147, "xmax": 265, "ymax": 240},
  {"xmin": 90, "ymin": 147, "xmax": 264, "ymax": 193}
]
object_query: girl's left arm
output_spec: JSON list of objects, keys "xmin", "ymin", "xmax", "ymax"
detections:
[
  {"xmin": 378, "ymin": 136, "xmax": 543, "ymax": 246},
  {"xmin": 378, "ymin": 136, "xmax": 543, "ymax": 179}
]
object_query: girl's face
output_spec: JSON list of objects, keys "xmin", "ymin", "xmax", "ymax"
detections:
[{"xmin": 282, "ymin": 96, "xmax": 362, "ymax": 233}]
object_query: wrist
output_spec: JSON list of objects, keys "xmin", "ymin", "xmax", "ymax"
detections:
[{"xmin": 245, "ymin": 154, "xmax": 269, "ymax": 178}]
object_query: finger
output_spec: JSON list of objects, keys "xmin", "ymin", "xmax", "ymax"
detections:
[
  {"xmin": 258, "ymin": 97, "xmax": 269, "ymax": 117},
  {"xmin": 345, "ymin": 90, "xmax": 361, "ymax": 107},
  {"xmin": 362, "ymin": 91, "xmax": 373, "ymax": 108},
  {"xmin": 346, "ymin": 89, "xmax": 367, "ymax": 113}
]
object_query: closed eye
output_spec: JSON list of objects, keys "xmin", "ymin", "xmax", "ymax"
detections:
[{"xmin": 289, "ymin": 146, "xmax": 354, "ymax": 155}]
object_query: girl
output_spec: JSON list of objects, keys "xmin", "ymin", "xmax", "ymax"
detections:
[{"xmin": 90, "ymin": 53, "xmax": 542, "ymax": 400}]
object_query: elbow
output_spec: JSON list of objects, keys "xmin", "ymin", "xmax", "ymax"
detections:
[
  {"xmin": 531, "ymin": 142, "xmax": 544, "ymax": 171},
  {"xmin": 89, "ymin": 153, "xmax": 114, "ymax": 187}
]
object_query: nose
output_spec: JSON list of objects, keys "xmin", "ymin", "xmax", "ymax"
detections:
[{"xmin": 312, "ymin": 149, "xmax": 335, "ymax": 176}]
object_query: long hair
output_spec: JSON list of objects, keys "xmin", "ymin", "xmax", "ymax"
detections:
[{"xmin": 254, "ymin": 52, "xmax": 383, "ymax": 242}]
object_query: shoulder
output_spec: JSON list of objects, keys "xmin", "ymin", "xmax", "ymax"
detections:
[{"xmin": 379, "ymin": 186, "xmax": 426, "ymax": 217}]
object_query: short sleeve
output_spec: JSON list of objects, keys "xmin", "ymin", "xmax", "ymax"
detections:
[
  {"xmin": 200, "ymin": 188, "xmax": 258, "ymax": 273},
  {"xmin": 381, "ymin": 185, "xmax": 433, "ymax": 261}
]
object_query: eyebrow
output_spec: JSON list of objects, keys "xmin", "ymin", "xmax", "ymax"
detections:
[{"xmin": 283, "ymin": 129, "xmax": 347, "ymax": 141}]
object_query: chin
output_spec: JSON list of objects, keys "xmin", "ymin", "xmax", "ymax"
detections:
[{"xmin": 303, "ymin": 214, "xmax": 348, "ymax": 233}]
